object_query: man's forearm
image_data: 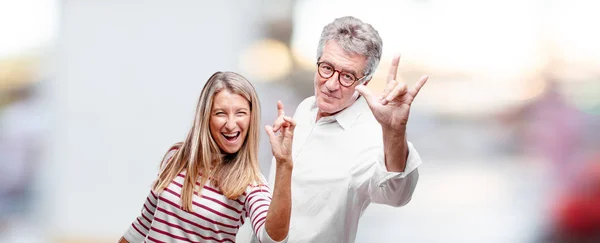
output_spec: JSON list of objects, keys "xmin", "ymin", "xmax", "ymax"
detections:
[{"xmin": 382, "ymin": 127, "xmax": 408, "ymax": 172}]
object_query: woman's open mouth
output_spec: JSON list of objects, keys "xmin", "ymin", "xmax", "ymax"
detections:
[{"xmin": 222, "ymin": 132, "xmax": 240, "ymax": 143}]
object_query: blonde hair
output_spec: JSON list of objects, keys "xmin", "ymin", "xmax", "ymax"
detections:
[{"xmin": 152, "ymin": 71, "xmax": 263, "ymax": 212}]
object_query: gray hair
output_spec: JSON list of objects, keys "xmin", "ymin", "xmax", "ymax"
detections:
[{"xmin": 316, "ymin": 16, "xmax": 383, "ymax": 82}]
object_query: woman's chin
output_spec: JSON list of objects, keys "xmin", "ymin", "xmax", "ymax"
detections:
[{"xmin": 220, "ymin": 146, "xmax": 242, "ymax": 155}]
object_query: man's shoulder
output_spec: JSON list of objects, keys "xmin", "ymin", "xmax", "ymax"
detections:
[
  {"xmin": 298, "ymin": 96, "xmax": 316, "ymax": 109},
  {"xmin": 294, "ymin": 96, "xmax": 316, "ymax": 117}
]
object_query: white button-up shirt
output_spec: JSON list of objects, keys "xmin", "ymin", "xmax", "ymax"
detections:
[{"xmin": 262, "ymin": 96, "xmax": 421, "ymax": 243}]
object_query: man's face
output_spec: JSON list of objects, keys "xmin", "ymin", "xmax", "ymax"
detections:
[{"xmin": 314, "ymin": 40, "xmax": 368, "ymax": 117}]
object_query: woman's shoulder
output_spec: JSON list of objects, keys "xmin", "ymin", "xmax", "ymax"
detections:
[
  {"xmin": 244, "ymin": 175, "xmax": 271, "ymax": 193},
  {"xmin": 241, "ymin": 182, "xmax": 272, "ymax": 207},
  {"xmin": 159, "ymin": 144, "xmax": 181, "ymax": 169}
]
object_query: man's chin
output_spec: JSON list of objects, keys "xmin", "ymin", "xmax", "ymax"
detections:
[{"xmin": 317, "ymin": 102, "xmax": 340, "ymax": 115}]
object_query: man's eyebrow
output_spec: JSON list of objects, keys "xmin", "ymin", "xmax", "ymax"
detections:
[{"xmin": 320, "ymin": 60, "xmax": 359, "ymax": 76}]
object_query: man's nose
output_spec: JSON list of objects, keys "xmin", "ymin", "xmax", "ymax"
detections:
[{"xmin": 325, "ymin": 72, "xmax": 340, "ymax": 91}]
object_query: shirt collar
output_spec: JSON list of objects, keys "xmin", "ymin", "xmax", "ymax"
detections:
[{"xmin": 310, "ymin": 95, "xmax": 369, "ymax": 130}]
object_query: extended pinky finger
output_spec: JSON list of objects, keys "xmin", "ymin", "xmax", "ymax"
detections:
[{"xmin": 409, "ymin": 75, "xmax": 429, "ymax": 97}]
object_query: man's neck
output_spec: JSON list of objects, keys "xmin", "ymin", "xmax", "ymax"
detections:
[
  {"xmin": 315, "ymin": 95, "xmax": 361, "ymax": 121},
  {"xmin": 316, "ymin": 110, "xmax": 338, "ymax": 121}
]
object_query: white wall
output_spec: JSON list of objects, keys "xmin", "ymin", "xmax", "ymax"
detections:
[{"xmin": 46, "ymin": 0, "xmax": 262, "ymax": 238}]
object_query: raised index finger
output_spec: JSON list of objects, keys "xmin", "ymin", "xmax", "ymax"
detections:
[
  {"xmin": 387, "ymin": 55, "xmax": 401, "ymax": 84},
  {"xmin": 277, "ymin": 100, "xmax": 285, "ymax": 117}
]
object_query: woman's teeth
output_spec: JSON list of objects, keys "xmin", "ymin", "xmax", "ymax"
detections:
[{"xmin": 223, "ymin": 132, "xmax": 240, "ymax": 141}]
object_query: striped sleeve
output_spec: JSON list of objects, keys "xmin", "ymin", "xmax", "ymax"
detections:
[
  {"xmin": 244, "ymin": 184, "xmax": 287, "ymax": 243},
  {"xmin": 123, "ymin": 189, "xmax": 159, "ymax": 242}
]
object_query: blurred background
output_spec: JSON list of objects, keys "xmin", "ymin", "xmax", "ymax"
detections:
[{"xmin": 1, "ymin": 0, "xmax": 599, "ymax": 242}]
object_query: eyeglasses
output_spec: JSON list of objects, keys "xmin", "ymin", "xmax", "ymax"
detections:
[{"xmin": 316, "ymin": 62, "xmax": 367, "ymax": 87}]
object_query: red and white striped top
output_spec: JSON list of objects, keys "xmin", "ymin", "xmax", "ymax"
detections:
[{"xmin": 123, "ymin": 170, "xmax": 284, "ymax": 243}]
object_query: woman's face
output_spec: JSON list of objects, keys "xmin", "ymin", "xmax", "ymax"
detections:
[{"xmin": 209, "ymin": 89, "xmax": 251, "ymax": 154}]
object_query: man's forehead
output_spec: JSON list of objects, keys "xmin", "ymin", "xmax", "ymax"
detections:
[{"xmin": 321, "ymin": 41, "xmax": 367, "ymax": 70}]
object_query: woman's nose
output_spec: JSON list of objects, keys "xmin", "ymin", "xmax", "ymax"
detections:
[{"xmin": 225, "ymin": 118, "xmax": 236, "ymax": 130}]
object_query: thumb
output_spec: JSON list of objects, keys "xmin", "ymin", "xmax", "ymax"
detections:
[
  {"xmin": 265, "ymin": 125, "xmax": 276, "ymax": 142},
  {"xmin": 355, "ymin": 84, "xmax": 378, "ymax": 107}
]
